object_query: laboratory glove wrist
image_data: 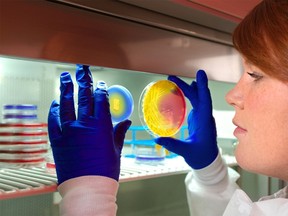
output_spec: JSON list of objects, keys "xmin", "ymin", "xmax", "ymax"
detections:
[
  {"xmin": 48, "ymin": 65, "xmax": 131, "ymax": 185},
  {"xmin": 155, "ymin": 70, "xmax": 218, "ymax": 169},
  {"xmin": 192, "ymin": 153, "xmax": 227, "ymax": 185}
]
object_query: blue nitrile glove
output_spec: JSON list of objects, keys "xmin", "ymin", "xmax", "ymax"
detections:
[
  {"xmin": 155, "ymin": 70, "xmax": 218, "ymax": 169},
  {"xmin": 48, "ymin": 65, "xmax": 131, "ymax": 185}
]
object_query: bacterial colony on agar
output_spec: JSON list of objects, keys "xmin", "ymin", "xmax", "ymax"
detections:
[
  {"xmin": 139, "ymin": 80, "xmax": 186, "ymax": 137},
  {"xmin": 107, "ymin": 85, "xmax": 134, "ymax": 124}
]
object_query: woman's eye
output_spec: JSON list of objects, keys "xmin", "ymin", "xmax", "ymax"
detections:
[{"xmin": 247, "ymin": 72, "xmax": 263, "ymax": 81}]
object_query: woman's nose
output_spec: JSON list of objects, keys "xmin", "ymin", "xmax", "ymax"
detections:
[{"xmin": 225, "ymin": 83, "xmax": 244, "ymax": 109}]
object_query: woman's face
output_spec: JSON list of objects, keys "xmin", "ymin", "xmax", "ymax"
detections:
[{"xmin": 225, "ymin": 59, "xmax": 288, "ymax": 180}]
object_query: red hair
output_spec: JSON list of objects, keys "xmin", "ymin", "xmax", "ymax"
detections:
[{"xmin": 233, "ymin": 0, "xmax": 288, "ymax": 81}]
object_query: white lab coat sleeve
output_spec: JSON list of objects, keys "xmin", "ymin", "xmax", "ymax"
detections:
[
  {"xmin": 58, "ymin": 176, "xmax": 118, "ymax": 216},
  {"xmin": 185, "ymin": 153, "xmax": 240, "ymax": 216}
]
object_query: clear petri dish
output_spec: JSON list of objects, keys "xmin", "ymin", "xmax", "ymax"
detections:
[
  {"xmin": 3, "ymin": 114, "xmax": 38, "ymax": 120},
  {"xmin": 0, "ymin": 123, "xmax": 47, "ymax": 133},
  {"xmin": 0, "ymin": 158, "xmax": 46, "ymax": 168},
  {"xmin": 0, "ymin": 131, "xmax": 48, "ymax": 142},
  {"xmin": 0, "ymin": 150, "xmax": 47, "ymax": 160},
  {"xmin": 0, "ymin": 143, "xmax": 48, "ymax": 152},
  {"xmin": 139, "ymin": 80, "xmax": 186, "ymax": 137},
  {"xmin": 107, "ymin": 85, "xmax": 134, "ymax": 124},
  {"xmin": 3, "ymin": 104, "xmax": 37, "ymax": 109},
  {"xmin": 133, "ymin": 142, "xmax": 166, "ymax": 165}
]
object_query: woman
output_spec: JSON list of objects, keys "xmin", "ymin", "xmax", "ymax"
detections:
[
  {"xmin": 157, "ymin": 0, "xmax": 288, "ymax": 215},
  {"xmin": 48, "ymin": 0, "xmax": 288, "ymax": 215}
]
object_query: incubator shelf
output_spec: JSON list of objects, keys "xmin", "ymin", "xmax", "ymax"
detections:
[{"xmin": 0, "ymin": 155, "xmax": 236, "ymax": 200}]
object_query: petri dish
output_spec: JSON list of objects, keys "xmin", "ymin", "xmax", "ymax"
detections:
[
  {"xmin": 0, "ymin": 150, "xmax": 47, "ymax": 160},
  {"xmin": 2, "ymin": 104, "xmax": 38, "ymax": 123},
  {"xmin": 0, "ymin": 158, "xmax": 46, "ymax": 168},
  {"xmin": 0, "ymin": 143, "xmax": 48, "ymax": 152},
  {"xmin": 0, "ymin": 123, "xmax": 47, "ymax": 133},
  {"xmin": 107, "ymin": 85, "xmax": 134, "ymax": 124},
  {"xmin": 133, "ymin": 142, "xmax": 166, "ymax": 165},
  {"xmin": 3, "ymin": 104, "xmax": 38, "ymax": 113},
  {"xmin": 139, "ymin": 80, "xmax": 186, "ymax": 137},
  {"xmin": 0, "ymin": 131, "xmax": 48, "ymax": 142}
]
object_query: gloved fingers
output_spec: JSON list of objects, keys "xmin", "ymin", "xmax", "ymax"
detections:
[
  {"xmin": 93, "ymin": 81, "xmax": 111, "ymax": 120},
  {"xmin": 76, "ymin": 64, "xmax": 93, "ymax": 120},
  {"xmin": 48, "ymin": 100, "xmax": 62, "ymax": 141},
  {"xmin": 60, "ymin": 72, "xmax": 76, "ymax": 125},
  {"xmin": 195, "ymin": 70, "xmax": 208, "ymax": 89},
  {"xmin": 113, "ymin": 119, "xmax": 132, "ymax": 151},
  {"xmin": 195, "ymin": 70, "xmax": 213, "ymax": 110},
  {"xmin": 155, "ymin": 137, "xmax": 188, "ymax": 156},
  {"xmin": 168, "ymin": 75, "xmax": 199, "ymax": 109}
]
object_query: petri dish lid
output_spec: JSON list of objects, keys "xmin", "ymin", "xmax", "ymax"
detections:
[
  {"xmin": 0, "ymin": 151, "xmax": 47, "ymax": 160},
  {"xmin": 0, "ymin": 123, "xmax": 47, "ymax": 128},
  {"xmin": 0, "ymin": 149, "xmax": 47, "ymax": 154},
  {"xmin": 0, "ymin": 140, "xmax": 48, "ymax": 145},
  {"xmin": 0, "ymin": 144, "xmax": 48, "ymax": 152},
  {"xmin": 0, "ymin": 123, "xmax": 47, "ymax": 133},
  {"xmin": 0, "ymin": 132, "xmax": 48, "ymax": 142},
  {"xmin": 0, "ymin": 158, "xmax": 45, "ymax": 164},
  {"xmin": 107, "ymin": 85, "xmax": 134, "ymax": 124},
  {"xmin": 3, "ymin": 114, "xmax": 38, "ymax": 119},
  {"xmin": 139, "ymin": 80, "xmax": 186, "ymax": 137},
  {"xmin": 0, "ymin": 131, "xmax": 48, "ymax": 136},
  {"xmin": 3, "ymin": 104, "xmax": 37, "ymax": 110}
]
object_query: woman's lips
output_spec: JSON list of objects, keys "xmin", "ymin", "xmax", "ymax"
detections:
[
  {"xmin": 233, "ymin": 126, "xmax": 247, "ymax": 137},
  {"xmin": 232, "ymin": 119, "xmax": 247, "ymax": 137}
]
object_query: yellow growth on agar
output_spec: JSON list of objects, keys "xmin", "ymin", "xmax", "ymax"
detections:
[
  {"xmin": 112, "ymin": 98, "xmax": 120, "ymax": 111},
  {"xmin": 142, "ymin": 80, "xmax": 180, "ymax": 137}
]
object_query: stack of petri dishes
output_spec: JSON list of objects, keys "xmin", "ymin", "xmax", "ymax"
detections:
[{"xmin": 0, "ymin": 104, "xmax": 48, "ymax": 168}]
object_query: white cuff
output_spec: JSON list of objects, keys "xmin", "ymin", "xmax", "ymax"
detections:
[
  {"xmin": 58, "ymin": 176, "xmax": 119, "ymax": 216},
  {"xmin": 192, "ymin": 153, "xmax": 228, "ymax": 186}
]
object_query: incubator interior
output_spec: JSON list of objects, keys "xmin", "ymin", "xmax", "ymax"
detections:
[{"xmin": 0, "ymin": 56, "xmax": 281, "ymax": 216}]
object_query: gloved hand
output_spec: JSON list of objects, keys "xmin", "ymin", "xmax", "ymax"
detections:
[
  {"xmin": 155, "ymin": 70, "xmax": 218, "ymax": 169},
  {"xmin": 48, "ymin": 64, "xmax": 131, "ymax": 185}
]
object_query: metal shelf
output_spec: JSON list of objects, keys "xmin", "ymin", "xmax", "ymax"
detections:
[
  {"xmin": 0, "ymin": 155, "xmax": 236, "ymax": 200},
  {"xmin": 0, "ymin": 167, "xmax": 57, "ymax": 200},
  {"xmin": 119, "ymin": 156, "xmax": 192, "ymax": 182}
]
